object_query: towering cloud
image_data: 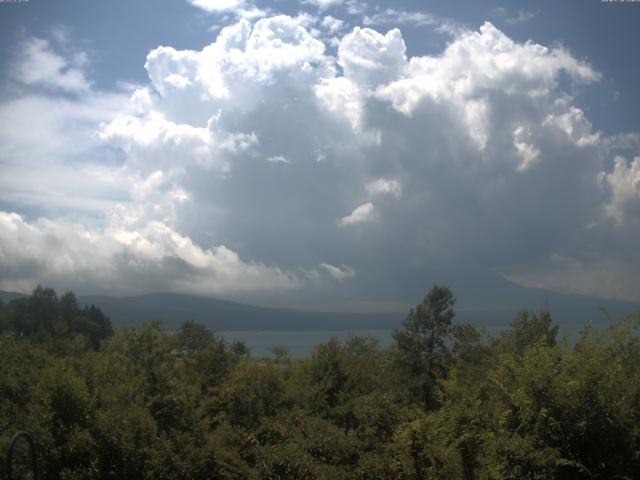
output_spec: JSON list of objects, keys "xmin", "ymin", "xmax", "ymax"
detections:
[{"xmin": 1, "ymin": 15, "xmax": 638, "ymax": 301}]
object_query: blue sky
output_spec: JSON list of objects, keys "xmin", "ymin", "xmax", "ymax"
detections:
[
  {"xmin": 2, "ymin": 0, "xmax": 638, "ymax": 133},
  {"xmin": 1, "ymin": 0, "xmax": 639, "ymax": 307}
]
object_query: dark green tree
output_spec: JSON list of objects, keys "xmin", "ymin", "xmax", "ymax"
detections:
[
  {"xmin": 230, "ymin": 340, "xmax": 250, "ymax": 358},
  {"xmin": 309, "ymin": 337, "xmax": 347, "ymax": 415},
  {"xmin": 451, "ymin": 322, "xmax": 488, "ymax": 366},
  {"xmin": 393, "ymin": 285, "xmax": 456, "ymax": 409},
  {"xmin": 496, "ymin": 309, "xmax": 558, "ymax": 355},
  {"xmin": 76, "ymin": 304, "xmax": 113, "ymax": 349},
  {"xmin": 178, "ymin": 320, "xmax": 214, "ymax": 351}
]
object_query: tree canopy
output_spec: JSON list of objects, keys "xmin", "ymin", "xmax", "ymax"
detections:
[{"xmin": 1, "ymin": 286, "xmax": 639, "ymax": 479}]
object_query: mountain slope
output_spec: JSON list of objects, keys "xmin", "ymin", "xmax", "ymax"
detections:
[
  {"xmin": 0, "ymin": 290, "xmax": 27, "ymax": 303},
  {"xmin": 2, "ymin": 285, "xmax": 638, "ymax": 333},
  {"xmin": 78, "ymin": 290, "xmax": 639, "ymax": 333},
  {"xmin": 78, "ymin": 293, "xmax": 405, "ymax": 331}
]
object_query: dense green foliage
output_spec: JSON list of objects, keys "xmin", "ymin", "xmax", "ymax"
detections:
[{"xmin": 1, "ymin": 286, "xmax": 639, "ymax": 479}]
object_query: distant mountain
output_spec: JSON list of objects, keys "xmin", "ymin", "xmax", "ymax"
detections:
[
  {"xmin": 77, "ymin": 290, "xmax": 639, "ymax": 334},
  {"xmin": 0, "ymin": 290, "xmax": 27, "ymax": 303},
  {"xmin": 2, "ymin": 286, "xmax": 638, "ymax": 333},
  {"xmin": 77, "ymin": 293, "xmax": 405, "ymax": 332}
]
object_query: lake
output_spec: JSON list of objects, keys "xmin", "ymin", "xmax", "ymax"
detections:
[
  {"xmin": 219, "ymin": 330, "xmax": 395, "ymax": 358},
  {"xmin": 219, "ymin": 322, "xmax": 594, "ymax": 358}
]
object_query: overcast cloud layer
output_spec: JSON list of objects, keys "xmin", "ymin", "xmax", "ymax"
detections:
[{"xmin": 1, "ymin": 5, "xmax": 639, "ymax": 304}]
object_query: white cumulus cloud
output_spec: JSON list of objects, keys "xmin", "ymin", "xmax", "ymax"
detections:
[
  {"xmin": 366, "ymin": 178, "xmax": 401, "ymax": 197},
  {"xmin": 603, "ymin": 156, "xmax": 640, "ymax": 223},
  {"xmin": 188, "ymin": 0, "xmax": 246, "ymax": 12},
  {"xmin": 320, "ymin": 262, "xmax": 356, "ymax": 280},
  {"xmin": 0, "ymin": 211, "xmax": 301, "ymax": 296},
  {"xmin": 339, "ymin": 202, "xmax": 376, "ymax": 226},
  {"xmin": 303, "ymin": 0, "xmax": 344, "ymax": 11},
  {"xmin": 338, "ymin": 26, "xmax": 407, "ymax": 88},
  {"xmin": 11, "ymin": 37, "xmax": 91, "ymax": 92},
  {"xmin": 320, "ymin": 15, "xmax": 344, "ymax": 34},
  {"xmin": 2, "ymin": 16, "xmax": 640, "ymax": 302}
]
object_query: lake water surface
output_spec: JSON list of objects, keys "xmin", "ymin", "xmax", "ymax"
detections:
[
  {"xmin": 219, "ymin": 330, "xmax": 395, "ymax": 358},
  {"xmin": 219, "ymin": 322, "xmax": 590, "ymax": 358}
]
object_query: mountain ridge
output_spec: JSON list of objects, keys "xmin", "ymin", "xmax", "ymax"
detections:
[{"xmin": 2, "ymin": 287, "xmax": 639, "ymax": 333}]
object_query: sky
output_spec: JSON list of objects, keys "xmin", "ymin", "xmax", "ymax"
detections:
[{"xmin": 0, "ymin": 0, "xmax": 639, "ymax": 310}]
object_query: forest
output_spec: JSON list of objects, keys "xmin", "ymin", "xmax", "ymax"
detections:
[{"xmin": 0, "ymin": 285, "xmax": 639, "ymax": 479}]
